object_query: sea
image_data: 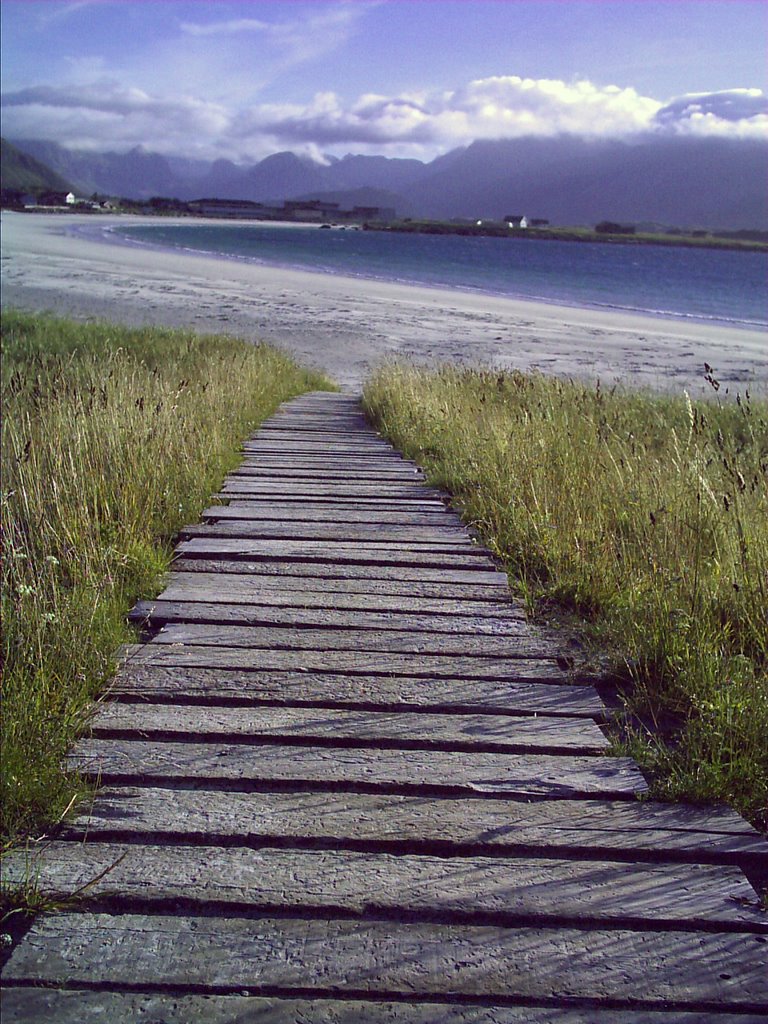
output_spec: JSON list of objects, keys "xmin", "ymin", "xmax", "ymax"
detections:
[{"xmin": 106, "ymin": 221, "xmax": 768, "ymax": 330}]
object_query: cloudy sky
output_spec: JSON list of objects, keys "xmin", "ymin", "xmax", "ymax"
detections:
[{"xmin": 2, "ymin": 0, "xmax": 766, "ymax": 163}]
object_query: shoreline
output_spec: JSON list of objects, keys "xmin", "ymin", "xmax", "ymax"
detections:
[
  {"xmin": 2, "ymin": 211, "xmax": 766, "ymax": 392},
  {"xmin": 93, "ymin": 218, "xmax": 768, "ymax": 332}
]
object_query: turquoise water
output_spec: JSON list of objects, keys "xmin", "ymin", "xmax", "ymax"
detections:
[{"xmin": 107, "ymin": 221, "xmax": 767, "ymax": 328}]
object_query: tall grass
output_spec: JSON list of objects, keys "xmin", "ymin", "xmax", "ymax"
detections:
[
  {"xmin": 364, "ymin": 364, "xmax": 768, "ymax": 830},
  {"xmin": 1, "ymin": 311, "xmax": 332, "ymax": 844}
]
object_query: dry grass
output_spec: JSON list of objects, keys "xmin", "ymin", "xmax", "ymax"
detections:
[
  {"xmin": 364, "ymin": 363, "xmax": 768, "ymax": 830},
  {"xmin": 1, "ymin": 310, "xmax": 333, "ymax": 844}
]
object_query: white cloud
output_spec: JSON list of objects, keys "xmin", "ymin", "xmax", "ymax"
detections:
[
  {"xmin": 232, "ymin": 76, "xmax": 666, "ymax": 150},
  {"xmin": 180, "ymin": 18, "xmax": 272, "ymax": 37},
  {"xmin": 1, "ymin": 82, "xmax": 230, "ymax": 154},
  {"xmin": 3, "ymin": 75, "xmax": 765, "ymax": 161},
  {"xmin": 653, "ymin": 89, "xmax": 768, "ymax": 138},
  {"xmin": 179, "ymin": 2, "xmax": 374, "ymax": 70}
]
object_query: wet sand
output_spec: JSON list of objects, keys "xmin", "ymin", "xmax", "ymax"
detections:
[{"xmin": 2, "ymin": 212, "xmax": 765, "ymax": 393}]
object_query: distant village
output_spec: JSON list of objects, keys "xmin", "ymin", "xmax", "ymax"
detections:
[
  {"xmin": 1, "ymin": 190, "xmax": 398, "ymax": 225},
  {"xmin": 3, "ymin": 189, "xmax": 762, "ymax": 247}
]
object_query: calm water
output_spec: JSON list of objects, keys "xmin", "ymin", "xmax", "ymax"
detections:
[{"xmin": 109, "ymin": 221, "xmax": 768, "ymax": 328}]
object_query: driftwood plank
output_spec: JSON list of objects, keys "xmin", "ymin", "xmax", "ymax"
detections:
[
  {"xmin": 175, "ymin": 538, "xmax": 495, "ymax": 570},
  {"xmin": 6, "ymin": 994, "xmax": 764, "ymax": 1024},
  {"xmin": 90, "ymin": 704, "xmax": 609, "ymax": 754},
  {"xmin": 118, "ymin": 643, "xmax": 570, "ymax": 682},
  {"xmin": 179, "ymin": 523, "xmax": 475, "ymax": 545},
  {"xmin": 5, "ymin": 914, "xmax": 767, "ymax": 1005},
  {"xmin": 110, "ymin": 666, "xmax": 602, "ymax": 718},
  {"xmin": 58, "ymin": 788, "xmax": 768, "ymax": 865},
  {"xmin": 149, "ymin": 623, "xmax": 557, "ymax": 659},
  {"xmin": 130, "ymin": 600, "xmax": 529, "ymax": 634},
  {"xmin": 164, "ymin": 566, "xmax": 514, "ymax": 601},
  {"xmin": 70, "ymin": 738, "xmax": 646, "ymax": 797},
  {"xmin": 3, "ymin": 844, "xmax": 762, "ymax": 931}
]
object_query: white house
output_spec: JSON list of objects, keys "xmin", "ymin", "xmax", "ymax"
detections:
[{"xmin": 504, "ymin": 214, "xmax": 528, "ymax": 229}]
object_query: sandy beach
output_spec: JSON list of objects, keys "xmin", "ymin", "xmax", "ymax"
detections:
[{"xmin": 2, "ymin": 212, "xmax": 766, "ymax": 393}]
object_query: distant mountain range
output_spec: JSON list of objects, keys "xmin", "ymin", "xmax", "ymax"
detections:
[
  {"xmin": 5, "ymin": 135, "xmax": 768, "ymax": 230},
  {"xmin": 1, "ymin": 138, "xmax": 74, "ymax": 194}
]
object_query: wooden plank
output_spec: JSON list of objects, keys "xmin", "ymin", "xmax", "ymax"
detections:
[
  {"xmin": 174, "ymin": 539, "xmax": 496, "ymax": 570},
  {"xmin": 110, "ymin": 666, "xmax": 602, "ymax": 718},
  {"xmin": 89, "ymin": 704, "xmax": 609, "ymax": 754},
  {"xmin": 233, "ymin": 455, "xmax": 419, "ymax": 466},
  {"xmin": 231, "ymin": 467, "xmax": 423, "ymax": 481},
  {"xmin": 220, "ymin": 482, "xmax": 439, "ymax": 497},
  {"xmin": 148, "ymin": 623, "xmax": 557, "ymax": 659},
  {"xmin": 6, "ymin": 915, "xmax": 766, "ymax": 1005},
  {"xmin": 179, "ymin": 523, "xmax": 475, "ymax": 545},
  {"xmin": 129, "ymin": 600, "xmax": 529, "ymax": 634},
  {"xmin": 164, "ymin": 566, "xmax": 514, "ymax": 601},
  {"xmin": 151, "ymin": 585, "xmax": 525, "ymax": 620},
  {"xmin": 201, "ymin": 505, "xmax": 462, "ymax": 528},
  {"xmin": 215, "ymin": 492, "xmax": 449, "ymax": 508},
  {"xmin": 3, "ymin": 845, "xmax": 762, "ymax": 931},
  {"xmin": 70, "ymin": 739, "xmax": 646, "ymax": 797},
  {"xmin": 6, "ymin": 993, "xmax": 764, "ymax": 1024},
  {"xmin": 202, "ymin": 504, "xmax": 462, "ymax": 525},
  {"xmin": 241, "ymin": 442, "xmax": 393, "ymax": 454},
  {"xmin": 57, "ymin": 788, "xmax": 768, "ymax": 864},
  {"xmin": 118, "ymin": 644, "xmax": 569, "ymax": 682}
]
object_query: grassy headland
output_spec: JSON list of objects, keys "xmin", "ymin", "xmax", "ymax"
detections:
[
  {"xmin": 367, "ymin": 220, "xmax": 768, "ymax": 252},
  {"xmin": 364, "ymin": 365, "xmax": 768, "ymax": 831},
  {"xmin": 1, "ymin": 311, "xmax": 332, "ymax": 845}
]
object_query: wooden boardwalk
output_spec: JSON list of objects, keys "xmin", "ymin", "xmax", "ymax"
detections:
[{"xmin": 2, "ymin": 391, "xmax": 767, "ymax": 1022}]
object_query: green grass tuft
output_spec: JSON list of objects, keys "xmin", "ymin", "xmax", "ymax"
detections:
[
  {"xmin": 1, "ymin": 310, "xmax": 333, "ymax": 845},
  {"xmin": 363, "ymin": 363, "xmax": 768, "ymax": 831}
]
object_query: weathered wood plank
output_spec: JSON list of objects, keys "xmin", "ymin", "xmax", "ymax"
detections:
[
  {"xmin": 130, "ymin": 600, "xmax": 529, "ymax": 634},
  {"xmin": 70, "ymin": 739, "xmax": 646, "ymax": 797},
  {"xmin": 241, "ymin": 442, "xmax": 394, "ymax": 455},
  {"xmin": 118, "ymin": 643, "xmax": 570, "ymax": 682},
  {"xmin": 2, "ymin": 845, "xmax": 762, "ymax": 931},
  {"xmin": 175, "ymin": 538, "xmax": 495, "ymax": 570},
  {"xmin": 5, "ymin": 914, "xmax": 767, "ymax": 1005},
  {"xmin": 90, "ymin": 704, "xmax": 609, "ymax": 754},
  {"xmin": 7, "ymin": 992, "xmax": 764, "ymax": 1024},
  {"xmin": 110, "ymin": 666, "xmax": 602, "ymax": 718},
  {"xmin": 149, "ymin": 623, "xmax": 557, "ymax": 659},
  {"xmin": 220, "ymin": 482, "xmax": 439, "ymax": 498},
  {"xmin": 231, "ymin": 470, "xmax": 424, "ymax": 485},
  {"xmin": 164, "ymin": 567, "xmax": 514, "ymax": 601},
  {"xmin": 57, "ymin": 788, "xmax": 768, "ymax": 864},
  {"xmin": 215, "ymin": 492, "xmax": 449, "ymax": 508},
  {"xmin": 234, "ymin": 466, "xmax": 423, "ymax": 481},
  {"xmin": 202, "ymin": 504, "xmax": 462, "ymax": 525},
  {"xmin": 234, "ymin": 456, "xmax": 420, "ymax": 467},
  {"xmin": 180, "ymin": 523, "xmax": 475, "ymax": 545}
]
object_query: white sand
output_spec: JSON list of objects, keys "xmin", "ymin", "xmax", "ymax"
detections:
[{"xmin": 2, "ymin": 211, "xmax": 766, "ymax": 393}]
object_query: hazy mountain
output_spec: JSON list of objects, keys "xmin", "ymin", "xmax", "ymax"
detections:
[
  {"xmin": 0, "ymin": 138, "xmax": 74, "ymax": 193},
  {"xmin": 9, "ymin": 139, "xmax": 184, "ymax": 198},
  {"xmin": 8, "ymin": 134, "xmax": 768, "ymax": 228},
  {"xmin": 326, "ymin": 154, "xmax": 428, "ymax": 192},
  {"xmin": 408, "ymin": 136, "xmax": 768, "ymax": 229}
]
